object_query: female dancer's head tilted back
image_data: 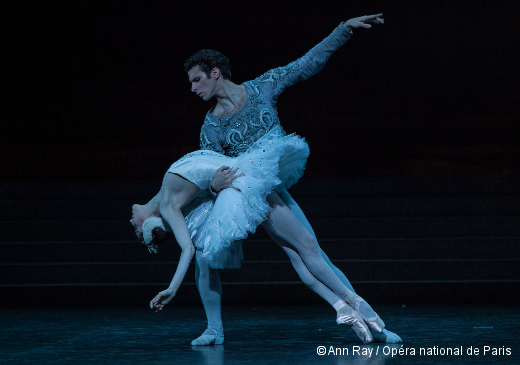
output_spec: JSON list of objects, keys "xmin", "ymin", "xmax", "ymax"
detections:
[
  {"xmin": 130, "ymin": 204, "xmax": 173, "ymax": 253},
  {"xmin": 141, "ymin": 217, "xmax": 172, "ymax": 253}
]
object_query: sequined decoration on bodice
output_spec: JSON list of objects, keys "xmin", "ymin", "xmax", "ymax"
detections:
[
  {"xmin": 199, "ymin": 23, "xmax": 352, "ymax": 157},
  {"xmin": 200, "ymin": 81, "xmax": 282, "ymax": 157}
]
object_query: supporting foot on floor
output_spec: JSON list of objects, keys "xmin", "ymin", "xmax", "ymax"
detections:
[{"xmin": 191, "ymin": 328, "xmax": 224, "ymax": 346}]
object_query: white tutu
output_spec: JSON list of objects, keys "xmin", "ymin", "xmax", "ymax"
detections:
[{"xmin": 180, "ymin": 126, "xmax": 309, "ymax": 269}]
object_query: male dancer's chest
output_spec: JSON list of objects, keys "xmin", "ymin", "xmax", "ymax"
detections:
[{"xmin": 207, "ymin": 86, "xmax": 281, "ymax": 157}]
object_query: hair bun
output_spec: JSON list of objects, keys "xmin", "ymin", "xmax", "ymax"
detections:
[{"xmin": 142, "ymin": 217, "xmax": 172, "ymax": 253}]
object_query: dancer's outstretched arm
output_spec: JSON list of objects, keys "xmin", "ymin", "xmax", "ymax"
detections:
[
  {"xmin": 150, "ymin": 173, "xmax": 201, "ymax": 311},
  {"xmin": 248, "ymin": 13, "xmax": 384, "ymax": 102}
]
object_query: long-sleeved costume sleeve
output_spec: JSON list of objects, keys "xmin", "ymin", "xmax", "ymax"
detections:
[
  {"xmin": 254, "ymin": 23, "xmax": 352, "ymax": 103},
  {"xmin": 199, "ymin": 23, "xmax": 353, "ymax": 159}
]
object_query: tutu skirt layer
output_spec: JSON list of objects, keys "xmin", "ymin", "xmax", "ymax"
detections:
[{"xmin": 184, "ymin": 126, "xmax": 309, "ymax": 269}]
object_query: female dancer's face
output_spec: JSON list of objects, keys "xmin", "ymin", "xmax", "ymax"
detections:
[{"xmin": 130, "ymin": 204, "xmax": 147, "ymax": 240}]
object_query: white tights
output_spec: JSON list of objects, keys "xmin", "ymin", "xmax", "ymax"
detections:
[
  {"xmin": 193, "ymin": 189, "xmax": 402, "ymax": 344},
  {"xmin": 274, "ymin": 187, "xmax": 356, "ymax": 299},
  {"xmin": 195, "ymin": 250, "xmax": 223, "ymax": 335},
  {"xmin": 261, "ymin": 191, "xmax": 354, "ymax": 298},
  {"xmin": 195, "ymin": 188, "xmax": 355, "ymax": 328}
]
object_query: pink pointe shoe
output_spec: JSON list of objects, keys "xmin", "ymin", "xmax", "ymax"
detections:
[
  {"xmin": 342, "ymin": 290, "xmax": 385, "ymax": 333},
  {"xmin": 337, "ymin": 311, "xmax": 373, "ymax": 344},
  {"xmin": 334, "ymin": 300, "xmax": 373, "ymax": 344}
]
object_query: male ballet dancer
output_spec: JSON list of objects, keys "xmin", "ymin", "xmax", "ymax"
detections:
[{"xmin": 184, "ymin": 14, "xmax": 401, "ymax": 345}]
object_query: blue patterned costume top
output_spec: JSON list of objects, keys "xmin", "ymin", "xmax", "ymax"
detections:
[{"xmin": 199, "ymin": 24, "xmax": 352, "ymax": 157}]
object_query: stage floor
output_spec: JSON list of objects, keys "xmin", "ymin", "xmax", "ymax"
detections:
[{"xmin": 1, "ymin": 304, "xmax": 518, "ymax": 364}]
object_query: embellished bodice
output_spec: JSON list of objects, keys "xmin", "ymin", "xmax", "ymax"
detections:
[
  {"xmin": 199, "ymin": 23, "xmax": 352, "ymax": 157},
  {"xmin": 200, "ymin": 82, "xmax": 284, "ymax": 157}
]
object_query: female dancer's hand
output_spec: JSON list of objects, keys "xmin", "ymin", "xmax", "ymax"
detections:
[
  {"xmin": 344, "ymin": 14, "xmax": 384, "ymax": 30},
  {"xmin": 150, "ymin": 288, "xmax": 176, "ymax": 312}
]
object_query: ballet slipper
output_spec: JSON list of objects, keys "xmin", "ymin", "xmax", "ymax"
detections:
[
  {"xmin": 191, "ymin": 328, "xmax": 224, "ymax": 346},
  {"xmin": 342, "ymin": 290, "xmax": 385, "ymax": 333}
]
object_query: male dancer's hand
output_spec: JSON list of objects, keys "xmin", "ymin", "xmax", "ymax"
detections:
[
  {"xmin": 211, "ymin": 166, "xmax": 245, "ymax": 194},
  {"xmin": 344, "ymin": 13, "xmax": 384, "ymax": 30}
]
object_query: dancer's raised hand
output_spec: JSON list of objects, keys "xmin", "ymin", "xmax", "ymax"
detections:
[
  {"xmin": 344, "ymin": 13, "xmax": 384, "ymax": 29},
  {"xmin": 150, "ymin": 288, "xmax": 176, "ymax": 312}
]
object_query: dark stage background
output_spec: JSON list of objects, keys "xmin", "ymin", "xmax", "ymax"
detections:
[
  {"xmin": 1, "ymin": 1, "xmax": 520, "ymax": 308},
  {"xmin": 3, "ymin": 0, "xmax": 519, "ymax": 180}
]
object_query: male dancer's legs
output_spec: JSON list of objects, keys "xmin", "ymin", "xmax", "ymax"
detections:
[
  {"xmin": 191, "ymin": 239, "xmax": 374, "ymax": 345},
  {"xmin": 192, "ymin": 191, "xmax": 400, "ymax": 344},
  {"xmin": 275, "ymin": 186, "xmax": 355, "ymax": 293},
  {"xmin": 191, "ymin": 250, "xmax": 224, "ymax": 345},
  {"xmin": 189, "ymin": 194, "xmax": 363, "ymax": 345},
  {"xmin": 262, "ymin": 192, "xmax": 386, "ymax": 330},
  {"xmin": 273, "ymin": 187, "xmax": 401, "ymax": 343}
]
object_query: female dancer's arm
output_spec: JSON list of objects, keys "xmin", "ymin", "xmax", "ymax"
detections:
[{"xmin": 150, "ymin": 173, "xmax": 201, "ymax": 311}]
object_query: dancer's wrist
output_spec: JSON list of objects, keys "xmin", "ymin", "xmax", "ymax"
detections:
[
  {"xmin": 165, "ymin": 287, "xmax": 177, "ymax": 296},
  {"xmin": 343, "ymin": 23, "xmax": 353, "ymax": 33},
  {"xmin": 209, "ymin": 184, "xmax": 220, "ymax": 196}
]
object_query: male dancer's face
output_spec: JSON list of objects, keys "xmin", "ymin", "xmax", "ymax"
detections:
[{"xmin": 188, "ymin": 65, "xmax": 216, "ymax": 102}]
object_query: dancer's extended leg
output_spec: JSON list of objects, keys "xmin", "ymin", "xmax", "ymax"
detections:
[
  {"xmin": 280, "ymin": 245, "xmax": 342, "ymax": 307},
  {"xmin": 280, "ymin": 244, "xmax": 372, "ymax": 343},
  {"xmin": 192, "ymin": 250, "xmax": 224, "ymax": 345},
  {"xmin": 276, "ymin": 187, "xmax": 355, "ymax": 293},
  {"xmin": 262, "ymin": 192, "xmax": 384, "ymax": 332},
  {"xmin": 282, "ymin": 242, "xmax": 401, "ymax": 343},
  {"xmin": 276, "ymin": 188, "xmax": 401, "ymax": 343}
]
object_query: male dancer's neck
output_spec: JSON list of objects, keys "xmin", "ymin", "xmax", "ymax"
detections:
[{"xmin": 213, "ymin": 82, "xmax": 247, "ymax": 116}]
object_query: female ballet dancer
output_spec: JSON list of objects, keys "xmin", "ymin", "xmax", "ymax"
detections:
[{"xmin": 130, "ymin": 127, "xmax": 394, "ymax": 344}]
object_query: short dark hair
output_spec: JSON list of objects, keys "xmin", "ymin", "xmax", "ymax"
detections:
[{"xmin": 184, "ymin": 49, "xmax": 232, "ymax": 80}]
